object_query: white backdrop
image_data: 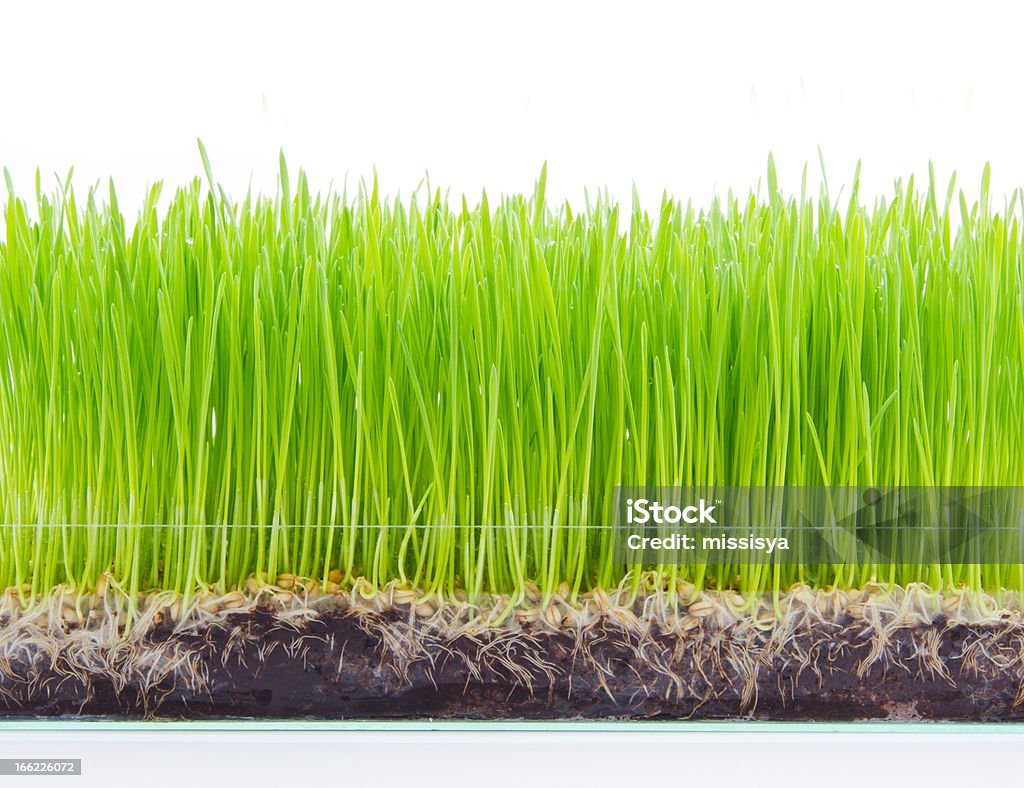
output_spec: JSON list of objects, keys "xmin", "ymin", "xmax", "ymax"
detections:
[
  {"xmin": 4, "ymin": 0, "xmax": 1024, "ymax": 209},
  {"xmin": 3, "ymin": 728, "xmax": 1024, "ymax": 787},
  {"xmin": 3, "ymin": 1, "xmax": 1024, "ymax": 783}
]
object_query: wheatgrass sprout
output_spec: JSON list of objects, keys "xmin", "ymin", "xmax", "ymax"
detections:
[
  {"xmin": 2, "ymin": 156, "xmax": 1024, "ymax": 608},
  {"xmin": 5, "ymin": 154, "xmax": 1024, "ymax": 720}
]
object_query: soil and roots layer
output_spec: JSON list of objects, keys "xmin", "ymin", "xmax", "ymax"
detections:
[
  {"xmin": 4, "ymin": 155, "xmax": 1024, "ymax": 720},
  {"xmin": 3, "ymin": 578, "xmax": 1024, "ymax": 720}
]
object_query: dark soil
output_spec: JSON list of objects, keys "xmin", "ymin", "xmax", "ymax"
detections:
[{"xmin": 1, "ymin": 609, "xmax": 1023, "ymax": 721}]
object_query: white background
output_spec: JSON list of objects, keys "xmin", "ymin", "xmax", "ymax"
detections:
[
  {"xmin": 2, "ymin": 728, "xmax": 1024, "ymax": 786},
  {"xmin": 4, "ymin": 0, "xmax": 1024, "ymax": 208},
  {"xmin": 3, "ymin": 0, "xmax": 1024, "ymax": 784}
]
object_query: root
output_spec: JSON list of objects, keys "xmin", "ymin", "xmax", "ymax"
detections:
[{"xmin": 2, "ymin": 576, "xmax": 1024, "ymax": 719}]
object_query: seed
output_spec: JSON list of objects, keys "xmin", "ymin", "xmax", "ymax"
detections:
[
  {"xmin": 393, "ymin": 588, "xmax": 417, "ymax": 606},
  {"xmin": 327, "ymin": 569, "xmax": 344, "ymax": 584},
  {"xmin": 274, "ymin": 591, "xmax": 294, "ymax": 605},
  {"xmin": 676, "ymin": 581, "xmax": 695, "ymax": 599},
  {"xmin": 611, "ymin": 607, "xmax": 640, "ymax": 629},
  {"xmin": 221, "ymin": 591, "xmax": 246, "ymax": 609},
  {"xmin": 198, "ymin": 598, "xmax": 222, "ymax": 614},
  {"xmin": 276, "ymin": 573, "xmax": 295, "ymax": 590},
  {"xmin": 244, "ymin": 576, "xmax": 262, "ymax": 594},
  {"xmin": 688, "ymin": 599, "xmax": 715, "ymax": 618},
  {"xmin": 517, "ymin": 607, "xmax": 541, "ymax": 624},
  {"xmin": 95, "ymin": 574, "xmax": 108, "ymax": 598},
  {"xmin": 415, "ymin": 602, "xmax": 435, "ymax": 618},
  {"xmin": 544, "ymin": 604, "xmax": 562, "ymax": 628},
  {"xmin": 728, "ymin": 592, "xmax": 745, "ymax": 608},
  {"xmin": 556, "ymin": 581, "xmax": 570, "ymax": 599},
  {"xmin": 679, "ymin": 615, "xmax": 700, "ymax": 632},
  {"xmin": 325, "ymin": 581, "xmax": 339, "ymax": 594},
  {"xmin": 592, "ymin": 587, "xmax": 611, "ymax": 611},
  {"xmin": 795, "ymin": 588, "xmax": 816, "ymax": 607},
  {"xmin": 523, "ymin": 581, "xmax": 540, "ymax": 603}
]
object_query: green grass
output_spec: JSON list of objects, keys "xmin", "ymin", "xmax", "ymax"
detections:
[{"xmin": 2, "ymin": 152, "xmax": 1024, "ymax": 609}]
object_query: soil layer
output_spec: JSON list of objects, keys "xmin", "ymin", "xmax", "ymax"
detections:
[{"xmin": 2, "ymin": 607, "xmax": 1023, "ymax": 721}]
